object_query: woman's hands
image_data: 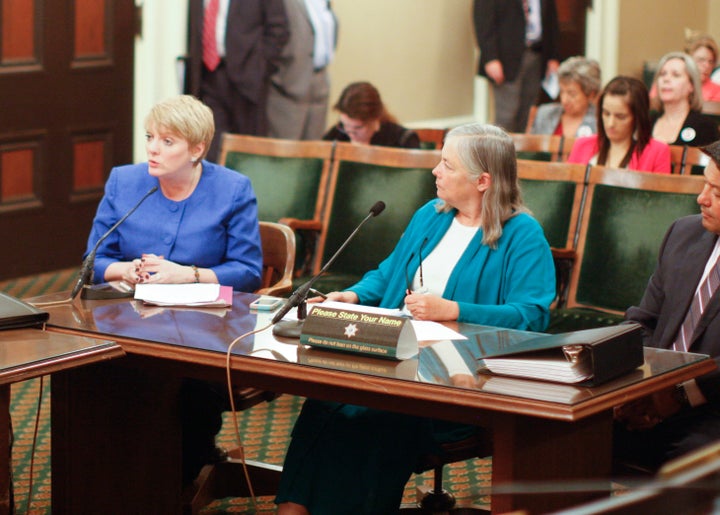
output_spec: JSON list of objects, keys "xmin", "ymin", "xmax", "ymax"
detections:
[
  {"xmin": 118, "ymin": 254, "xmax": 199, "ymax": 285},
  {"xmin": 308, "ymin": 291, "xmax": 359, "ymax": 304},
  {"xmin": 404, "ymin": 293, "xmax": 459, "ymax": 321}
]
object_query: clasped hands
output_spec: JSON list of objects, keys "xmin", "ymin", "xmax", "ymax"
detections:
[
  {"xmin": 614, "ymin": 386, "xmax": 683, "ymax": 431},
  {"xmin": 308, "ymin": 290, "xmax": 459, "ymax": 321},
  {"xmin": 122, "ymin": 253, "xmax": 195, "ymax": 285}
]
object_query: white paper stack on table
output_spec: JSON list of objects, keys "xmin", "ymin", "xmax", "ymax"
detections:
[{"xmin": 134, "ymin": 283, "xmax": 233, "ymax": 307}]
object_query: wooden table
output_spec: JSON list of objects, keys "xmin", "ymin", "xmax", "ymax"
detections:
[
  {"xmin": 0, "ymin": 327, "xmax": 122, "ymax": 515},
  {"xmin": 28, "ymin": 292, "xmax": 716, "ymax": 514}
]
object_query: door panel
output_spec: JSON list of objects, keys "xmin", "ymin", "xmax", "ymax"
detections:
[{"xmin": 0, "ymin": 0, "xmax": 135, "ymax": 279}]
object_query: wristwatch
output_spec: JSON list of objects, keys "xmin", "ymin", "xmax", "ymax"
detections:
[{"xmin": 673, "ymin": 384, "xmax": 691, "ymax": 409}]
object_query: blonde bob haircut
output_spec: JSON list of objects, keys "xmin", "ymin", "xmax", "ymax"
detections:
[
  {"xmin": 653, "ymin": 52, "xmax": 704, "ymax": 112},
  {"xmin": 145, "ymin": 95, "xmax": 215, "ymax": 162},
  {"xmin": 438, "ymin": 123, "xmax": 528, "ymax": 248}
]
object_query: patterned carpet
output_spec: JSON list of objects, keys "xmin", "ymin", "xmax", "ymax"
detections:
[{"xmin": 5, "ymin": 268, "xmax": 492, "ymax": 514}]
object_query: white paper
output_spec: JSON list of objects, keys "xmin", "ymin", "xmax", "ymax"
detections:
[
  {"xmin": 134, "ymin": 283, "xmax": 221, "ymax": 304},
  {"xmin": 542, "ymin": 72, "xmax": 559, "ymax": 99}
]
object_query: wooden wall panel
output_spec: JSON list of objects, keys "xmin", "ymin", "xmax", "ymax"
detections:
[
  {"xmin": 0, "ymin": 145, "xmax": 37, "ymax": 204},
  {"xmin": 1, "ymin": 0, "xmax": 37, "ymax": 64},
  {"xmin": 73, "ymin": 138, "xmax": 108, "ymax": 192},
  {"xmin": 74, "ymin": 0, "xmax": 108, "ymax": 61}
]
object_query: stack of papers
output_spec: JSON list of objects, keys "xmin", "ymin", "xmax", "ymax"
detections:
[{"xmin": 134, "ymin": 283, "xmax": 233, "ymax": 307}]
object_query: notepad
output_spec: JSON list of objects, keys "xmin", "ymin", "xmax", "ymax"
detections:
[{"xmin": 134, "ymin": 283, "xmax": 233, "ymax": 307}]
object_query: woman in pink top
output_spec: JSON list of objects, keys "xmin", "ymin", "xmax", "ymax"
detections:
[{"xmin": 568, "ymin": 76, "xmax": 671, "ymax": 174}]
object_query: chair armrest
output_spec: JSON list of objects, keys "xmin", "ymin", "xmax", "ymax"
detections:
[
  {"xmin": 255, "ymin": 283, "xmax": 292, "ymax": 297},
  {"xmin": 278, "ymin": 218, "xmax": 322, "ymax": 232}
]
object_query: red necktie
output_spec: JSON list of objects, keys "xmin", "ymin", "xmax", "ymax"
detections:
[
  {"xmin": 673, "ymin": 256, "xmax": 720, "ymax": 352},
  {"xmin": 202, "ymin": 0, "xmax": 221, "ymax": 71}
]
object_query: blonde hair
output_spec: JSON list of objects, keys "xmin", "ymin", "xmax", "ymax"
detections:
[
  {"xmin": 653, "ymin": 52, "xmax": 704, "ymax": 111},
  {"xmin": 439, "ymin": 123, "xmax": 528, "ymax": 247},
  {"xmin": 685, "ymin": 31, "xmax": 720, "ymax": 63},
  {"xmin": 145, "ymin": 95, "xmax": 215, "ymax": 161}
]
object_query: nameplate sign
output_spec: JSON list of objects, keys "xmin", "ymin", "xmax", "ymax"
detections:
[{"xmin": 300, "ymin": 305, "xmax": 418, "ymax": 360}]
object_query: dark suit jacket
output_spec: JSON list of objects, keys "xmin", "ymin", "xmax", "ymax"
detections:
[
  {"xmin": 473, "ymin": 0, "xmax": 560, "ymax": 83},
  {"xmin": 626, "ymin": 215, "xmax": 720, "ymax": 405},
  {"xmin": 187, "ymin": 0, "xmax": 289, "ymax": 103}
]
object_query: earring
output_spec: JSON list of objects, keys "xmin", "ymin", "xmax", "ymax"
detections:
[{"xmin": 190, "ymin": 157, "xmax": 197, "ymax": 163}]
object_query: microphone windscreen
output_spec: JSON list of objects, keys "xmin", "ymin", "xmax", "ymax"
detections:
[{"xmin": 370, "ymin": 201, "xmax": 386, "ymax": 217}]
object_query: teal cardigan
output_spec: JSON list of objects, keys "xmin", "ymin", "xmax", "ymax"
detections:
[{"xmin": 349, "ymin": 199, "xmax": 556, "ymax": 331}]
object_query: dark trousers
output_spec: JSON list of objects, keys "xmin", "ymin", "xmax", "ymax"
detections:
[
  {"xmin": 614, "ymin": 403, "xmax": 720, "ymax": 472},
  {"xmin": 200, "ymin": 63, "xmax": 269, "ymax": 162}
]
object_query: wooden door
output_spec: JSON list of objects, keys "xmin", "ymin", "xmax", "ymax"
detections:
[
  {"xmin": 556, "ymin": 0, "xmax": 590, "ymax": 59},
  {"xmin": 0, "ymin": 0, "xmax": 136, "ymax": 279}
]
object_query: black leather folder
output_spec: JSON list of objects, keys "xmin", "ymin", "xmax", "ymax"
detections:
[
  {"xmin": 0, "ymin": 291, "xmax": 49, "ymax": 330},
  {"xmin": 478, "ymin": 323, "xmax": 644, "ymax": 386}
]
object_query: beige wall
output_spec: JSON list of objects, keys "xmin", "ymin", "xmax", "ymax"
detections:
[
  {"xmin": 616, "ymin": 0, "xmax": 711, "ymax": 77},
  {"xmin": 326, "ymin": 0, "xmax": 476, "ymax": 127}
]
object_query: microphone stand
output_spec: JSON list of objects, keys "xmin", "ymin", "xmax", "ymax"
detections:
[
  {"xmin": 70, "ymin": 186, "xmax": 158, "ymax": 301},
  {"xmin": 272, "ymin": 201, "xmax": 385, "ymax": 339}
]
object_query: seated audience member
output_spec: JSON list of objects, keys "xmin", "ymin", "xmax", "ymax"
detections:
[
  {"xmin": 531, "ymin": 56, "xmax": 601, "ymax": 138},
  {"xmin": 615, "ymin": 139, "xmax": 720, "ymax": 471},
  {"xmin": 568, "ymin": 76, "xmax": 671, "ymax": 173},
  {"xmin": 275, "ymin": 123, "xmax": 556, "ymax": 515},
  {"xmin": 651, "ymin": 34, "xmax": 720, "ymax": 103},
  {"xmin": 651, "ymin": 52, "xmax": 720, "ymax": 147},
  {"xmin": 83, "ymin": 94, "xmax": 263, "ymax": 486},
  {"xmin": 322, "ymin": 81, "xmax": 421, "ymax": 148}
]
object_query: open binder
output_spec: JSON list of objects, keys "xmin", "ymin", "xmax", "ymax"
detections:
[
  {"xmin": 477, "ymin": 323, "xmax": 644, "ymax": 385},
  {"xmin": 0, "ymin": 291, "xmax": 49, "ymax": 330}
]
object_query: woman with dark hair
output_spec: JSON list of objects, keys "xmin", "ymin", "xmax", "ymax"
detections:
[
  {"xmin": 568, "ymin": 76, "xmax": 671, "ymax": 173},
  {"xmin": 322, "ymin": 81, "xmax": 421, "ymax": 148},
  {"xmin": 275, "ymin": 123, "xmax": 556, "ymax": 515}
]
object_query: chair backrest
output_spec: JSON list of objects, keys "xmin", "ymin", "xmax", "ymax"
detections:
[
  {"xmin": 256, "ymin": 221, "xmax": 296, "ymax": 296},
  {"xmin": 311, "ymin": 142, "xmax": 440, "ymax": 289},
  {"xmin": 219, "ymin": 134, "xmax": 334, "ymax": 223},
  {"xmin": 566, "ymin": 166, "xmax": 704, "ymax": 314},
  {"xmin": 702, "ymin": 100, "xmax": 720, "ymax": 129},
  {"xmin": 517, "ymin": 160, "xmax": 588, "ymax": 251},
  {"xmin": 669, "ymin": 144, "xmax": 710, "ymax": 175},
  {"xmin": 413, "ymin": 128, "xmax": 448, "ymax": 150},
  {"xmin": 511, "ymin": 133, "xmax": 566, "ymax": 162}
]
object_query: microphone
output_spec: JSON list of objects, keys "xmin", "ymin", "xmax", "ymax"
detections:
[
  {"xmin": 272, "ymin": 200, "xmax": 385, "ymax": 338},
  {"xmin": 70, "ymin": 186, "xmax": 159, "ymax": 300}
]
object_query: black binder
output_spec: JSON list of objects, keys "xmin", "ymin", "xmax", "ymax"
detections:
[
  {"xmin": 0, "ymin": 291, "xmax": 49, "ymax": 330},
  {"xmin": 478, "ymin": 323, "xmax": 644, "ymax": 386}
]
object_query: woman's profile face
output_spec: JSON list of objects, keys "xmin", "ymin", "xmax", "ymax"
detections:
[
  {"xmin": 432, "ymin": 140, "xmax": 480, "ymax": 207},
  {"xmin": 692, "ymin": 46, "xmax": 716, "ymax": 84},
  {"xmin": 145, "ymin": 125, "xmax": 198, "ymax": 177},
  {"xmin": 657, "ymin": 58, "xmax": 694, "ymax": 105},
  {"xmin": 602, "ymin": 93, "xmax": 635, "ymax": 145},
  {"xmin": 559, "ymin": 79, "xmax": 591, "ymax": 117}
]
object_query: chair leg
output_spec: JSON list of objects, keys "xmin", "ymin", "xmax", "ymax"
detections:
[{"xmin": 418, "ymin": 466, "xmax": 457, "ymax": 512}]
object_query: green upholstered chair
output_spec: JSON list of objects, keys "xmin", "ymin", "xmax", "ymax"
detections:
[
  {"xmin": 512, "ymin": 133, "xmax": 568, "ymax": 162},
  {"xmin": 549, "ymin": 166, "xmax": 705, "ymax": 333},
  {"xmin": 304, "ymin": 142, "xmax": 441, "ymax": 293},
  {"xmin": 517, "ymin": 160, "xmax": 589, "ymax": 307},
  {"xmin": 218, "ymin": 134, "xmax": 334, "ymax": 276}
]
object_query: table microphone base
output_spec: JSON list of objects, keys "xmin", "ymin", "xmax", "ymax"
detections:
[{"xmin": 272, "ymin": 319, "xmax": 305, "ymax": 339}]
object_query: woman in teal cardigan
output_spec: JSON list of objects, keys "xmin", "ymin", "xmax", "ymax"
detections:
[{"xmin": 276, "ymin": 123, "xmax": 556, "ymax": 515}]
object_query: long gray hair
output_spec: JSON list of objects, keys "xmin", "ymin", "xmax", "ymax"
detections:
[{"xmin": 438, "ymin": 123, "xmax": 528, "ymax": 247}]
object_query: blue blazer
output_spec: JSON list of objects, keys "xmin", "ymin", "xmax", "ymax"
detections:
[{"xmin": 85, "ymin": 161, "xmax": 263, "ymax": 292}]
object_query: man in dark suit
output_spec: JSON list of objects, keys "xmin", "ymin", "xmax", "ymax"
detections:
[
  {"xmin": 187, "ymin": 0, "xmax": 289, "ymax": 161},
  {"xmin": 615, "ymin": 140, "xmax": 720, "ymax": 470},
  {"xmin": 473, "ymin": 0, "xmax": 560, "ymax": 133}
]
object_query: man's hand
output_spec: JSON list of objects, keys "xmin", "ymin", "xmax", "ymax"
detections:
[{"xmin": 485, "ymin": 60, "xmax": 505, "ymax": 85}]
